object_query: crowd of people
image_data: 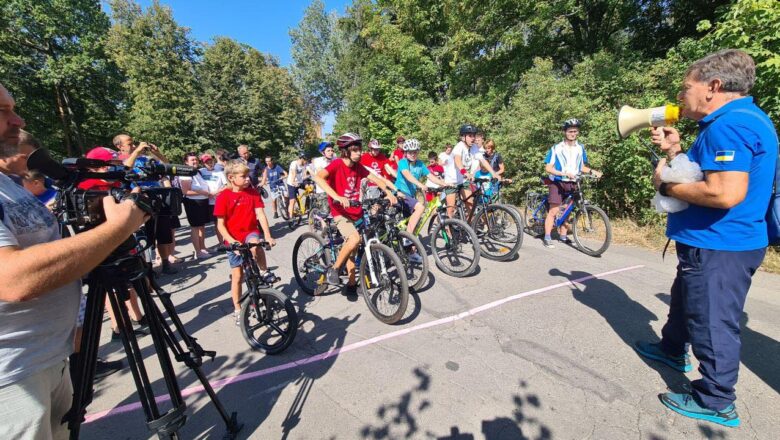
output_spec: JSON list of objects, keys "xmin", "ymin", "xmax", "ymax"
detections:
[{"xmin": 0, "ymin": 47, "xmax": 777, "ymax": 438}]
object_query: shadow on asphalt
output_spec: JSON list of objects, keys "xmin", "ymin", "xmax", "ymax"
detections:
[
  {"xmin": 358, "ymin": 367, "xmax": 552, "ymax": 439},
  {"xmin": 549, "ymin": 269, "xmax": 690, "ymax": 394}
]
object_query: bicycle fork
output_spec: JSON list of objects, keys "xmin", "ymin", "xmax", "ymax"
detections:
[{"xmin": 363, "ymin": 237, "xmax": 385, "ymax": 286}]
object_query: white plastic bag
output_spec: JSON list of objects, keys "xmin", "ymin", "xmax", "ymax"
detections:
[{"xmin": 653, "ymin": 155, "xmax": 703, "ymax": 213}]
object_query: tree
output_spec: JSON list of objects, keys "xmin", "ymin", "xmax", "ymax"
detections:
[
  {"xmin": 0, "ymin": 0, "xmax": 125, "ymax": 156},
  {"xmin": 106, "ymin": 0, "xmax": 200, "ymax": 158}
]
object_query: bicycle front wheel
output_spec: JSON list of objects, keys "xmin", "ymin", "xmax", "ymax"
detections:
[
  {"xmin": 277, "ymin": 196, "xmax": 290, "ymax": 221},
  {"xmin": 358, "ymin": 243, "xmax": 409, "ymax": 324},
  {"xmin": 389, "ymin": 230, "xmax": 429, "ymax": 291},
  {"xmin": 292, "ymin": 232, "xmax": 332, "ymax": 295},
  {"xmin": 240, "ymin": 289, "xmax": 298, "ymax": 354},
  {"xmin": 571, "ymin": 205, "xmax": 612, "ymax": 257},
  {"xmin": 430, "ymin": 218, "xmax": 480, "ymax": 277},
  {"xmin": 471, "ymin": 204, "xmax": 523, "ymax": 261}
]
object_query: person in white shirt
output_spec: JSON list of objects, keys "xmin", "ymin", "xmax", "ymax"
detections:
[
  {"xmin": 449, "ymin": 125, "xmax": 501, "ymax": 218},
  {"xmin": 286, "ymin": 153, "xmax": 310, "ymax": 219},
  {"xmin": 199, "ymin": 153, "xmax": 227, "ymax": 246},
  {"xmin": 180, "ymin": 152, "xmax": 213, "ymax": 259}
]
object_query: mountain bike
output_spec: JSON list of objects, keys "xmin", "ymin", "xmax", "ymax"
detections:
[
  {"xmin": 372, "ymin": 195, "xmax": 429, "ymax": 291},
  {"xmin": 435, "ymin": 178, "xmax": 524, "ymax": 261},
  {"xmin": 307, "ymin": 193, "xmax": 330, "ymax": 234},
  {"xmin": 523, "ymin": 174, "xmax": 612, "ymax": 256},
  {"xmin": 292, "ymin": 197, "xmax": 409, "ymax": 324},
  {"xmin": 232, "ymin": 241, "xmax": 297, "ymax": 353},
  {"xmin": 270, "ymin": 179, "xmax": 289, "ymax": 221},
  {"xmin": 406, "ymin": 188, "xmax": 480, "ymax": 277},
  {"xmin": 288, "ymin": 178, "xmax": 315, "ymax": 229}
]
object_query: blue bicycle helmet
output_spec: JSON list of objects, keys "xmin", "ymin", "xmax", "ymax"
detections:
[{"xmin": 318, "ymin": 141, "xmax": 333, "ymax": 153}]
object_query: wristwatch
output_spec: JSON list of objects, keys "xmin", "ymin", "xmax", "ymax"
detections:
[{"xmin": 659, "ymin": 182, "xmax": 669, "ymax": 197}]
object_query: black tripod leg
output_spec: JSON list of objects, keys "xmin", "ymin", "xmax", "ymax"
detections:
[
  {"xmin": 66, "ymin": 282, "xmax": 106, "ymax": 439},
  {"xmin": 143, "ymin": 275, "xmax": 243, "ymax": 438}
]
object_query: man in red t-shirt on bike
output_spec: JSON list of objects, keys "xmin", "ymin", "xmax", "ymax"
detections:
[{"xmin": 313, "ymin": 133, "xmax": 398, "ymax": 295}]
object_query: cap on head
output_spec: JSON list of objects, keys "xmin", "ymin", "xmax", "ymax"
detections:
[
  {"xmin": 200, "ymin": 153, "xmax": 213, "ymax": 162},
  {"xmin": 85, "ymin": 147, "xmax": 118, "ymax": 162},
  {"xmin": 395, "ymin": 136, "xmax": 405, "ymax": 144}
]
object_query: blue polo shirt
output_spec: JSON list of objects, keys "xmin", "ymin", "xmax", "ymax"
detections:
[{"xmin": 667, "ymin": 97, "xmax": 778, "ymax": 251}]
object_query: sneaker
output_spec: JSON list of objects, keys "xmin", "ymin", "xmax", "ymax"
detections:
[
  {"xmin": 197, "ymin": 250, "xmax": 211, "ymax": 260},
  {"xmin": 233, "ymin": 310, "xmax": 241, "ymax": 326},
  {"xmin": 659, "ymin": 393, "xmax": 740, "ymax": 428},
  {"xmin": 633, "ymin": 341, "xmax": 692, "ymax": 372},
  {"xmin": 559, "ymin": 235, "xmax": 571, "ymax": 244},
  {"xmin": 111, "ymin": 328, "xmax": 148, "ymax": 341},
  {"xmin": 401, "ymin": 237, "xmax": 412, "ymax": 247},
  {"xmin": 342, "ymin": 283, "xmax": 358, "ymax": 296},
  {"xmin": 273, "ymin": 212, "xmax": 279, "ymax": 219},
  {"xmin": 408, "ymin": 252, "xmax": 423, "ymax": 264},
  {"xmin": 261, "ymin": 270, "xmax": 279, "ymax": 284},
  {"xmin": 94, "ymin": 358, "xmax": 124, "ymax": 380},
  {"xmin": 161, "ymin": 263, "xmax": 178, "ymax": 275},
  {"xmin": 132, "ymin": 316, "xmax": 150, "ymax": 335},
  {"xmin": 326, "ymin": 266, "xmax": 341, "ymax": 285},
  {"xmin": 313, "ymin": 283, "xmax": 328, "ymax": 296},
  {"xmin": 542, "ymin": 238, "xmax": 555, "ymax": 248}
]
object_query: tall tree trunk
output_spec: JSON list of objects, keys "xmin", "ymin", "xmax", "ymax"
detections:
[{"xmin": 53, "ymin": 85, "xmax": 74, "ymax": 157}]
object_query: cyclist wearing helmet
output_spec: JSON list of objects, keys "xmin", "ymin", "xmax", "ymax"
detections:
[
  {"xmin": 313, "ymin": 133, "xmax": 398, "ymax": 294},
  {"xmin": 287, "ymin": 152, "xmax": 310, "ymax": 219},
  {"xmin": 396, "ymin": 139, "xmax": 449, "ymax": 252},
  {"xmin": 312, "ymin": 141, "xmax": 336, "ymax": 211},
  {"xmin": 542, "ymin": 118, "xmax": 601, "ymax": 248},
  {"xmin": 448, "ymin": 124, "xmax": 501, "ymax": 217},
  {"xmin": 260, "ymin": 156, "xmax": 287, "ymax": 218}
]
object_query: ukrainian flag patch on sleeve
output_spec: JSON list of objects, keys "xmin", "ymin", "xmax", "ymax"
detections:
[{"xmin": 715, "ymin": 150, "xmax": 735, "ymax": 162}]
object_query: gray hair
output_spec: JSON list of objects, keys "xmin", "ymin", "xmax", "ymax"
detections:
[{"xmin": 685, "ymin": 49, "xmax": 756, "ymax": 95}]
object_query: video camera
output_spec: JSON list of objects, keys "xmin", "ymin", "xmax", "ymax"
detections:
[{"xmin": 26, "ymin": 148, "xmax": 197, "ymax": 230}]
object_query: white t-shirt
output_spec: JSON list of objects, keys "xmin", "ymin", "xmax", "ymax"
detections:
[
  {"xmin": 287, "ymin": 161, "xmax": 306, "ymax": 186},
  {"xmin": 451, "ymin": 141, "xmax": 474, "ymax": 183},
  {"xmin": 469, "ymin": 145, "xmax": 485, "ymax": 174},
  {"xmin": 199, "ymin": 168, "xmax": 227, "ymax": 205},
  {"xmin": 180, "ymin": 173, "xmax": 209, "ymax": 200},
  {"xmin": 439, "ymin": 151, "xmax": 458, "ymax": 184},
  {"xmin": 0, "ymin": 173, "xmax": 80, "ymax": 386},
  {"xmin": 312, "ymin": 156, "xmax": 333, "ymax": 194}
]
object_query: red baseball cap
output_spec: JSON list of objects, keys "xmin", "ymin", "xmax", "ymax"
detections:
[
  {"xmin": 85, "ymin": 147, "xmax": 118, "ymax": 162},
  {"xmin": 395, "ymin": 136, "xmax": 405, "ymax": 144},
  {"xmin": 200, "ymin": 153, "xmax": 214, "ymax": 162}
]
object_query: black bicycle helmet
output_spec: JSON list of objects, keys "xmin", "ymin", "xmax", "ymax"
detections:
[
  {"xmin": 336, "ymin": 132, "xmax": 363, "ymax": 149},
  {"xmin": 459, "ymin": 124, "xmax": 478, "ymax": 136},
  {"xmin": 562, "ymin": 118, "xmax": 582, "ymax": 130}
]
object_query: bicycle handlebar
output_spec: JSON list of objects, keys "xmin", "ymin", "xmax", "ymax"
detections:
[{"xmin": 230, "ymin": 240, "xmax": 272, "ymax": 251}]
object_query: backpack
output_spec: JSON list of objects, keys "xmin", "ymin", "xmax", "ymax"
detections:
[{"xmin": 732, "ymin": 109, "xmax": 780, "ymax": 245}]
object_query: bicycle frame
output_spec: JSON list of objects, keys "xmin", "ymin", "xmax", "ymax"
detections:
[
  {"xmin": 397, "ymin": 193, "xmax": 442, "ymax": 236},
  {"xmin": 528, "ymin": 180, "xmax": 588, "ymax": 228}
]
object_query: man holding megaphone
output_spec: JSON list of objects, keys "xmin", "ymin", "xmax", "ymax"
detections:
[{"xmin": 632, "ymin": 49, "xmax": 778, "ymax": 428}]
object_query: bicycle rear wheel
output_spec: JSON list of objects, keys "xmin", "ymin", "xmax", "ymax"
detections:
[
  {"xmin": 292, "ymin": 232, "xmax": 332, "ymax": 295},
  {"xmin": 358, "ymin": 243, "xmax": 409, "ymax": 324},
  {"xmin": 471, "ymin": 204, "xmax": 523, "ymax": 261},
  {"xmin": 277, "ymin": 196, "xmax": 290, "ymax": 221},
  {"xmin": 571, "ymin": 205, "xmax": 612, "ymax": 256},
  {"xmin": 240, "ymin": 288, "xmax": 298, "ymax": 354},
  {"xmin": 389, "ymin": 230, "xmax": 429, "ymax": 291},
  {"xmin": 523, "ymin": 198, "xmax": 546, "ymax": 237},
  {"xmin": 430, "ymin": 218, "xmax": 480, "ymax": 277}
]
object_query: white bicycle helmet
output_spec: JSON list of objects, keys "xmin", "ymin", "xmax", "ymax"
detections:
[{"xmin": 402, "ymin": 139, "xmax": 420, "ymax": 151}]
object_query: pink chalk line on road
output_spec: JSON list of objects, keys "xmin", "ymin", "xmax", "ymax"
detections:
[{"xmin": 84, "ymin": 264, "xmax": 645, "ymax": 424}]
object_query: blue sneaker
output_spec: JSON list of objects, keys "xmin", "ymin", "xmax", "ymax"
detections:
[
  {"xmin": 659, "ymin": 393, "xmax": 740, "ymax": 428},
  {"xmin": 633, "ymin": 341, "xmax": 692, "ymax": 372}
]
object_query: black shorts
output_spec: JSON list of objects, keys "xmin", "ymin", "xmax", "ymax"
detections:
[
  {"xmin": 546, "ymin": 181, "xmax": 577, "ymax": 206},
  {"xmin": 183, "ymin": 198, "xmax": 211, "ymax": 227},
  {"xmin": 287, "ymin": 184, "xmax": 299, "ymax": 201},
  {"xmin": 145, "ymin": 215, "xmax": 174, "ymax": 246}
]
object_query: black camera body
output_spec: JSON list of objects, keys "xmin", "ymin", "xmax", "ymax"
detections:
[{"xmin": 27, "ymin": 149, "xmax": 195, "ymax": 230}]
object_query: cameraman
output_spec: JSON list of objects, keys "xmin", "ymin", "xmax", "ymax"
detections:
[{"xmin": 0, "ymin": 83, "xmax": 149, "ymax": 439}]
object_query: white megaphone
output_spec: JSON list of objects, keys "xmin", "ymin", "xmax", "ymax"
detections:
[{"xmin": 617, "ymin": 104, "xmax": 680, "ymax": 138}]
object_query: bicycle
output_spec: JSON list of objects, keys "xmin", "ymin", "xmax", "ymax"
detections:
[
  {"xmin": 434, "ymin": 178, "xmax": 524, "ymax": 261},
  {"xmin": 270, "ymin": 179, "xmax": 289, "ymax": 221},
  {"xmin": 405, "ymin": 188, "xmax": 481, "ymax": 278},
  {"xmin": 523, "ymin": 174, "xmax": 612, "ymax": 256},
  {"xmin": 292, "ymin": 197, "xmax": 410, "ymax": 324},
  {"xmin": 232, "ymin": 241, "xmax": 298, "ymax": 353},
  {"xmin": 373, "ymin": 195, "xmax": 430, "ymax": 291},
  {"xmin": 288, "ymin": 178, "xmax": 315, "ymax": 229}
]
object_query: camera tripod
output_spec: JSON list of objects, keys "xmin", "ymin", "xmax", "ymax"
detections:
[{"xmin": 64, "ymin": 235, "xmax": 243, "ymax": 439}]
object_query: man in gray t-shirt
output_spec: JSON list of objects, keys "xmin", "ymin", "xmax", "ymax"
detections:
[{"xmin": 0, "ymin": 83, "xmax": 149, "ymax": 440}]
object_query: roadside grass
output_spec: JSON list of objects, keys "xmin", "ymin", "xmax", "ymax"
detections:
[{"xmin": 609, "ymin": 217, "xmax": 780, "ymax": 274}]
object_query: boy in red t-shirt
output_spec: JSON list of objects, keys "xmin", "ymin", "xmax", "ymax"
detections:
[
  {"xmin": 214, "ymin": 161, "xmax": 276, "ymax": 324},
  {"xmin": 313, "ymin": 132, "xmax": 397, "ymax": 295},
  {"xmin": 425, "ymin": 151, "xmax": 445, "ymax": 202}
]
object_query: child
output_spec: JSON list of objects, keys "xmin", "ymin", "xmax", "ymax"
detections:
[
  {"xmin": 474, "ymin": 161, "xmax": 496, "ymax": 203},
  {"xmin": 214, "ymin": 160, "xmax": 277, "ymax": 325},
  {"xmin": 22, "ymin": 170, "xmax": 57, "ymax": 209},
  {"xmin": 425, "ymin": 151, "xmax": 444, "ymax": 202}
]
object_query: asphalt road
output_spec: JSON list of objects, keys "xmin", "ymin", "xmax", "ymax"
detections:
[{"xmin": 80, "ymin": 214, "xmax": 779, "ymax": 440}]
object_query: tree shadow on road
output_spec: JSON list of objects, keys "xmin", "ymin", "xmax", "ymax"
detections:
[{"xmin": 550, "ymin": 269, "xmax": 689, "ymax": 394}]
